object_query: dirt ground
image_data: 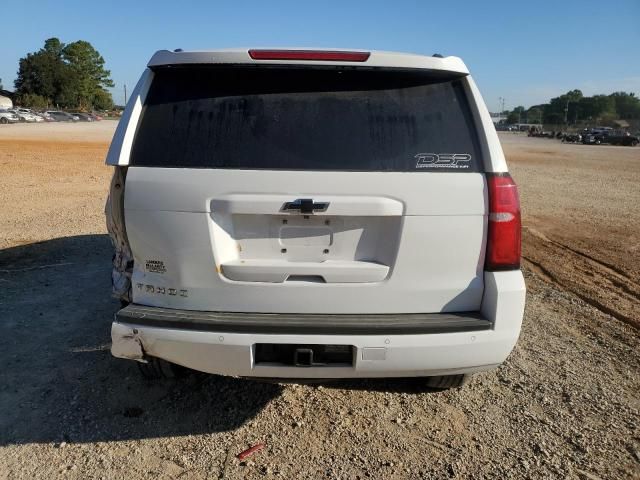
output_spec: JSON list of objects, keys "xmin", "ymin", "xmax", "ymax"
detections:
[
  {"xmin": 502, "ymin": 134, "xmax": 640, "ymax": 330},
  {"xmin": 0, "ymin": 124, "xmax": 638, "ymax": 479}
]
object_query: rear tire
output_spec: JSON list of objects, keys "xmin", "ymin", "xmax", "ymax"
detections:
[
  {"xmin": 0, "ymin": 117, "xmax": 8, "ymax": 124},
  {"xmin": 424, "ymin": 374, "xmax": 471, "ymax": 389},
  {"xmin": 137, "ymin": 356, "xmax": 187, "ymax": 380}
]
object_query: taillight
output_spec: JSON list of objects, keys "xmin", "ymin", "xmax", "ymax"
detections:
[
  {"xmin": 486, "ymin": 173, "xmax": 521, "ymax": 271},
  {"xmin": 248, "ymin": 49, "xmax": 370, "ymax": 62}
]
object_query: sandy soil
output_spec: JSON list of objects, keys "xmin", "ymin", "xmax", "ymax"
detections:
[{"xmin": 0, "ymin": 125, "xmax": 638, "ymax": 479}]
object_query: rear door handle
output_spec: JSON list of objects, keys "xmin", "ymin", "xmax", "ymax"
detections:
[{"xmin": 281, "ymin": 199, "xmax": 329, "ymax": 214}]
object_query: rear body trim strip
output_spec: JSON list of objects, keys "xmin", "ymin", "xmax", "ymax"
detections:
[{"xmin": 116, "ymin": 304, "xmax": 491, "ymax": 335}]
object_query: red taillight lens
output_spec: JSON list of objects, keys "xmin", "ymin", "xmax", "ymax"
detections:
[
  {"xmin": 248, "ymin": 49, "xmax": 370, "ymax": 62},
  {"xmin": 486, "ymin": 173, "xmax": 521, "ymax": 271}
]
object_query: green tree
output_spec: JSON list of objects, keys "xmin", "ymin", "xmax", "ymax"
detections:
[
  {"xmin": 62, "ymin": 40, "xmax": 114, "ymax": 109},
  {"xmin": 14, "ymin": 37, "xmax": 114, "ymax": 109},
  {"xmin": 564, "ymin": 89, "xmax": 583, "ymax": 103},
  {"xmin": 578, "ymin": 95, "xmax": 615, "ymax": 122},
  {"xmin": 18, "ymin": 93, "xmax": 50, "ymax": 109},
  {"xmin": 609, "ymin": 92, "xmax": 640, "ymax": 119},
  {"xmin": 93, "ymin": 88, "xmax": 114, "ymax": 110},
  {"xmin": 15, "ymin": 38, "xmax": 67, "ymax": 103},
  {"xmin": 546, "ymin": 90, "xmax": 583, "ymax": 124},
  {"xmin": 542, "ymin": 104, "xmax": 561, "ymax": 125},
  {"xmin": 527, "ymin": 106, "xmax": 544, "ymax": 124},
  {"xmin": 508, "ymin": 106, "xmax": 526, "ymax": 124}
]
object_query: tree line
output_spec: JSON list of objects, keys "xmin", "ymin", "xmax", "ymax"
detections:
[
  {"xmin": 503, "ymin": 89, "xmax": 640, "ymax": 126},
  {"xmin": 13, "ymin": 38, "xmax": 114, "ymax": 110}
]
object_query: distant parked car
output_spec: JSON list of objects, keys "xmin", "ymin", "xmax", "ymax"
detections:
[
  {"xmin": 44, "ymin": 110, "xmax": 78, "ymax": 122},
  {"xmin": 16, "ymin": 108, "xmax": 45, "ymax": 122},
  {"xmin": 9, "ymin": 109, "xmax": 40, "ymax": 123},
  {"xmin": 583, "ymin": 131, "xmax": 639, "ymax": 146},
  {"xmin": 0, "ymin": 109, "xmax": 20, "ymax": 124},
  {"xmin": 615, "ymin": 134, "xmax": 639, "ymax": 146},
  {"xmin": 70, "ymin": 112, "xmax": 95, "ymax": 122},
  {"xmin": 89, "ymin": 112, "xmax": 102, "ymax": 121}
]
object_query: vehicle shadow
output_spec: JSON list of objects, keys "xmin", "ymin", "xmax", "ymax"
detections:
[
  {"xmin": 0, "ymin": 235, "xmax": 282, "ymax": 446},
  {"xmin": 311, "ymin": 378, "xmax": 445, "ymax": 395}
]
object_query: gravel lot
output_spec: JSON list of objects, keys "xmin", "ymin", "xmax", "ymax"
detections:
[{"xmin": 0, "ymin": 124, "xmax": 638, "ymax": 479}]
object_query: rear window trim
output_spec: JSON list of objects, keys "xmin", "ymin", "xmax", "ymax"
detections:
[{"xmin": 148, "ymin": 62, "xmax": 471, "ymax": 80}]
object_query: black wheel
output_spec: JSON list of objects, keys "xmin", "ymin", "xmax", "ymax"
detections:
[
  {"xmin": 424, "ymin": 374, "xmax": 472, "ymax": 389},
  {"xmin": 0, "ymin": 117, "xmax": 8, "ymax": 124},
  {"xmin": 137, "ymin": 356, "xmax": 188, "ymax": 380},
  {"xmin": 631, "ymin": 140, "xmax": 639, "ymax": 147}
]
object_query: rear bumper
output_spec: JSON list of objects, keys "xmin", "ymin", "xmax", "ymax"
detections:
[
  {"xmin": 111, "ymin": 271, "xmax": 526, "ymax": 378},
  {"xmin": 111, "ymin": 318, "xmax": 512, "ymax": 378}
]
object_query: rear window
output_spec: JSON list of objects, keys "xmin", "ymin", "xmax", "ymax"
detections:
[{"xmin": 130, "ymin": 66, "xmax": 483, "ymax": 171}]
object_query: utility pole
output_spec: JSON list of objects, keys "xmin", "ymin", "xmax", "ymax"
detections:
[
  {"xmin": 499, "ymin": 97, "xmax": 506, "ymax": 114},
  {"xmin": 124, "ymin": 84, "xmax": 128, "ymax": 105}
]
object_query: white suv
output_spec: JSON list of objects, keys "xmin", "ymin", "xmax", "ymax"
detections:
[{"xmin": 106, "ymin": 49, "xmax": 525, "ymax": 388}]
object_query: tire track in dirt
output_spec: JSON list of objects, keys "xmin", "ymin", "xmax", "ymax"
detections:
[
  {"xmin": 522, "ymin": 226, "xmax": 640, "ymax": 329},
  {"xmin": 526, "ymin": 228, "xmax": 639, "ymax": 285}
]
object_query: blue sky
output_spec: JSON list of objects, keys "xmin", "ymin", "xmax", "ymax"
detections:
[{"xmin": 1, "ymin": 0, "xmax": 638, "ymax": 110}]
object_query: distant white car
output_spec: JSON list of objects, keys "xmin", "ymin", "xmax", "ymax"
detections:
[
  {"xmin": 0, "ymin": 109, "xmax": 20, "ymax": 124},
  {"xmin": 17, "ymin": 108, "xmax": 45, "ymax": 122},
  {"xmin": 10, "ymin": 109, "xmax": 41, "ymax": 123},
  {"xmin": 106, "ymin": 48, "xmax": 526, "ymax": 388}
]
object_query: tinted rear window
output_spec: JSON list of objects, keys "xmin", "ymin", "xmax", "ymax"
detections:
[{"xmin": 131, "ymin": 66, "xmax": 483, "ymax": 171}]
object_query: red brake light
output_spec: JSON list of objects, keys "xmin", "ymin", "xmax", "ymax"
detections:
[
  {"xmin": 486, "ymin": 173, "xmax": 521, "ymax": 271},
  {"xmin": 248, "ymin": 49, "xmax": 370, "ymax": 62}
]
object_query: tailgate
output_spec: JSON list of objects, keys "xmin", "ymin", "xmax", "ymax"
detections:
[{"xmin": 123, "ymin": 65, "xmax": 487, "ymax": 314}]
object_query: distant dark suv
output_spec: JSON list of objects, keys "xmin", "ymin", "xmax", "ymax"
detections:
[
  {"xmin": 603, "ymin": 132, "xmax": 639, "ymax": 146},
  {"xmin": 583, "ymin": 129, "xmax": 639, "ymax": 146}
]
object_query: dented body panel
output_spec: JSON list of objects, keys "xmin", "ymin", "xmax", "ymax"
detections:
[
  {"xmin": 105, "ymin": 167, "xmax": 133, "ymax": 302},
  {"xmin": 111, "ymin": 322, "xmax": 145, "ymax": 361}
]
